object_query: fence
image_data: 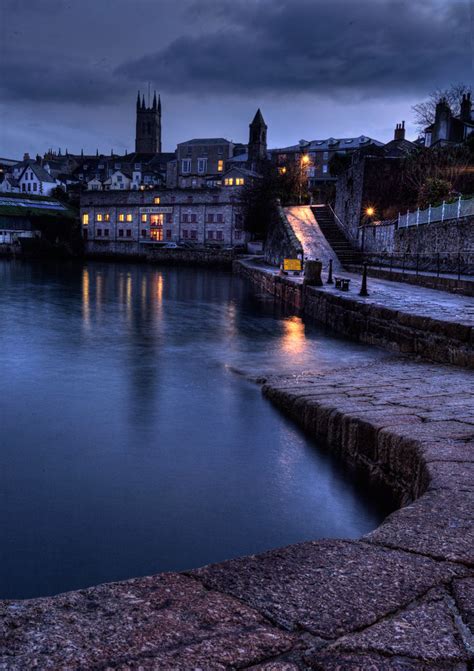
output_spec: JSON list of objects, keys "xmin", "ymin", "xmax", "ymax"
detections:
[
  {"xmin": 364, "ymin": 251, "xmax": 474, "ymax": 279},
  {"xmin": 398, "ymin": 196, "xmax": 474, "ymax": 228}
]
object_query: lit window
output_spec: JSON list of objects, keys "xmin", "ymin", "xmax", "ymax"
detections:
[
  {"xmin": 224, "ymin": 178, "xmax": 234, "ymax": 186},
  {"xmin": 118, "ymin": 213, "xmax": 125, "ymax": 222},
  {"xmin": 154, "ymin": 197, "xmax": 160, "ymax": 204},
  {"xmin": 104, "ymin": 213, "xmax": 110, "ymax": 222},
  {"xmin": 126, "ymin": 214, "xmax": 132, "ymax": 222},
  {"xmin": 279, "ymin": 167, "xmax": 287, "ymax": 175},
  {"xmin": 141, "ymin": 214, "xmax": 147, "ymax": 223},
  {"xmin": 235, "ymin": 178, "xmax": 244, "ymax": 185},
  {"xmin": 97, "ymin": 213, "xmax": 104, "ymax": 222},
  {"xmin": 82, "ymin": 213, "xmax": 89, "ymax": 225},
  {"xmin": 217, "ymin": 160, "xmax": 224, "ymax": 172}
]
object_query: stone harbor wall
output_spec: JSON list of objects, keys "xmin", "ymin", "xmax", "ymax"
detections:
[
  {"xmin": 264, "ymin": 202, "xmax": 304, "ymax": 266},
  {"xmin": 235, "ymin": 259, "xmax": 474, "ymax": 368},
  {"xmin": 358, "ymin": 221, "xmax": 396, "ymax": 254},
  {"xmin": 2, "ymin": 358, "xmax": 473, "ymax": 669},
  {"xmin": 396, "ymin": 215, "xmax": 474, "ymax": 255},
  {"xmin": 85, "ymin": 240, "xmax": 238, "ymax": 266}
]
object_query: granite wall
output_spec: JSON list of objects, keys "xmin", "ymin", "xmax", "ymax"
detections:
[{"xmin": 264, "ymin": 203, "xmax": 304, "ymax": 266}]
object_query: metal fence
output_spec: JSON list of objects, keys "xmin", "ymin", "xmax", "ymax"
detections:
[
  {"xmin": 364, "ymin": 251, "xmax": 474, "ymax": 279},
  {"xmin": 398, "ymin": 196, "xmax": 474, "ymax": 228}
]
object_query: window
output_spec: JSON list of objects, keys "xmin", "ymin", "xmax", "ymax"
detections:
[
  {"xmin": 190, "ymin": 230, "xmax": 197, "ymax": 240},
  {"xmin": 166, "ymin": 229, "xmax": 172, "ymax": 240},
  {"xmin": 116, "ymin": 175, "xmax": 122, "ymax": 182},
  {"xmin": 235, "ymin": 178, "xmax": 244, "ymax": 186},
  {"xmin": 216, "ymin": 213, "xmax": 223, "ymax": 223},
  {"xmin": 217, "ymin": 160, "xmax": 224, "ymax": 172},
  {"xmin": 187, "ymin": 196, "xmax": 193, "ymax": 203},
  {"xmin": 141, "ymin": 214, "xmax": 147, "ymax": 223},
  {"xmin": 181, "ymin": 159, "xmax": 191, "ymax": 174},
  {"xmin": 235, "ymin": 230, "xmax": 242, "ymax": 240},
  {"xmin": 104, "ymin": 229, "xmax": 109, "ymax": 237},
  {"xmin": 33, "ymin": 183, "xmax": 37, "ymax": 191},
  {"xmin": 141, "ymin": 230, "xmax": 147, "ymax": 238},
  {"xmin": 218, "ymin": 146, "xmax": 224, "ymax": 155},
  {"xmin": 118, "ymin": 229, "xmax": 124, "ymax": 237},
  {"xmin": 224, "ymin": 178, "xmax": 234, "ymax": 186},
  {"xmin": 182, "ymin": 214, "xmax": 189, "ymax": 223},
  {"xmin": 104, "ymin": 213, "xmax": 110, "ymax": 222},
  {"xmin": 323, "ymin": 164, "xmax": 328, "ymax": 174},
  {"xmin": 126, "ymin": 214, "xmax": 132, "ymax": 222},
  {"xmin": 27, "ymin": 183, "xmax": 31, "ymax": 191},
  {"xmin": 197, "ymin": 158, "xmax": 208, "ymax": 174},
  {"xmin": 82, "ymin": 213, "xmax": 89, "ymax": 225},
  {"xmin": 216, "ymin": 231, "xmax": 223, "ymax": 241},
  {"xmin": 96, "ymin": 214, "xmax": 103, "ymax": 222},
  {"xmin": 323, "ymin": 151, "xmax": 329, "ymax": 160},
  {"xmin": 126, "ymin": 229, "xmax": 132, "ymax": 238},
  {"xmin": 97, "ymin": 229, "xmax": 102, "ymax": 237},
  {"xmin": 135, "ymin": 163, "xmax": 141, "ymax": 170},
  {"xmin": 183, "ymin": 229, "xmax": 189, "ymax": 239},
  {"xmin": 165, "ymin": 213, "xmax": 172, "ymax": 224},
  {"xmin": 207, "ymin": 213, "xmax": 215, "ymax": 223},
  {"xmin": 118, "ymin": 213, "xmax": 125, "ymax": 222},
  {"xmin": 154, "ymin": 197, "xmax": 160, "ymax": 204},
  {"xmin": 207, "ymin": 230, "xmax": 214, "ymax": 240},
  {"xmin": 190, "ymin": 214, "xmax": 197, "ymax": 223}
]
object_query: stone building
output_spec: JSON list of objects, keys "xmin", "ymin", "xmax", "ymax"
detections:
[
  {"xmin": 270, "ymin": 135, "xmax": 384, "ymax": 194},
  {"xmin": 168, "ymin": 138, "xmax": 234, "ymax": 189},
  {"xmin": 424, "ymin": 93, "xmax": 474, "ymax": 147},
  {"xmin": 334, "ymin": 124, "xmax": 419, "ymax": 239},
  {"xmin": 80, "ymin": 187, "xmax": 247, "ymax": 255},
  {"xmin": 135, "ymin": 91, "xmax": 162, "ymax": 153}
]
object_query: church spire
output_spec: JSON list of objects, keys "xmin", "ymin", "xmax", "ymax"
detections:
[
  {"xmin": 158, "ymin": 94, "xmax": 161, "ymax": 114},
  {"xmin": 136, "ymin": 91, "xmax": 140, "ymax": 109},
  {"xmin": 152, "ymin": 91, "xmax": 157, "ymax": 110},
  {"xmin": 141, "ymin": 94, "xmax": 146, "ymax": 110}
]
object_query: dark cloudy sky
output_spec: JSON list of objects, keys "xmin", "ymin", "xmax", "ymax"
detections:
[{"xmin": 0, "ymin": 0, "xmax": 472, "ymax": 158}]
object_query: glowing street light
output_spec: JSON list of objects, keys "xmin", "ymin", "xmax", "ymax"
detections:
[
  {"xmin": 365, "ymin": 206, "xmax": 375, "ymax": 217},
  {"xmin": 301, "ymin": 154, "xmax": 310, "ymax": 165}
]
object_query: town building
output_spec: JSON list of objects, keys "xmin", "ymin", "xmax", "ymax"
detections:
[
  {"xmin": 80, "ymin": 187, "xmax": 247, "ymax": 255},
  {"xmin": 270, "ymin": 135, "xmax": 384, "ymax": 194},
  {"xmin": 0, "ymin": 193, "xmax": 76, "ymax": 247},
  {"xmin": 424, "ymin": 93, "xmax": 473, "ymax": 147},
  {"xmin": 168, "ymin": 138, "xmax": 234, "ymax": 189},
  {"xmin": 17, "ymin": 161, "xmax": 58, "ymax": 195}
]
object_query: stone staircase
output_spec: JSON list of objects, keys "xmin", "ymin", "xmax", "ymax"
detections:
[{"xmin": 311, "ymin": 205, "xmax": 361, "ymax": 267}]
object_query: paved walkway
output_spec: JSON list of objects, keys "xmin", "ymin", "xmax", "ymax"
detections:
[
  {"xmin": 245, "ymin": 257, "xmax": 474, "ymax": 329},
  {"xmin": 284, "ymin": 206, "xmax": 343, "ymax": 273}
]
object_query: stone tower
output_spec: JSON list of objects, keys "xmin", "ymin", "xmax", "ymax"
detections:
[
  {"xmin": 248, "ymin": 109, "xmax": 267, "ymax": 170},
  {"xmin": 135, "ymin": 91, "xmax": 161, "ymax": 154}
]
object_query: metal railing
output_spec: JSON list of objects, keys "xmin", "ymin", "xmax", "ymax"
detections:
[
  {"xmin": 398, "ymin": 196, "xmax": 474, "ymax": 228},
  {"xmin": 363, "ymin": 251, "xmax": 474, "ymax": 280}
]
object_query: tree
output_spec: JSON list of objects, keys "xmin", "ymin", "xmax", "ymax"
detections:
[{"xmin": 412, "ymin": 83, "xmax": 471, "ymax": 132}]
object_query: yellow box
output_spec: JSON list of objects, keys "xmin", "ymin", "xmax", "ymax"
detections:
[{"xmin": 283, "ymin": 258, "xmax": 302, "ymax": 272}]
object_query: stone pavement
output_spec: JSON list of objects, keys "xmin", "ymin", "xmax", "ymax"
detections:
[
  {"xmin": 284, "ymin": 207, "xmax": 343, "ymax": 273},
  {"xmin": 1, "ymin": 358, "xmax": 473, "ymax": 669}
]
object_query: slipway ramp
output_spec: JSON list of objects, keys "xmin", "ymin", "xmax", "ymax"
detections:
[{"xmin": 284, "ymin": 206, "xmax": 343, "ymax": 273}]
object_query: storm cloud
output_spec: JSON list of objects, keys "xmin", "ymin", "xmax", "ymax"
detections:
[
  {"xmin": 118, "ymin": 0, "xmax": 471, "ymax": 98},
  {"xmin": 0, "ymin": 0, "xmax": 472, "ymax": 156}
]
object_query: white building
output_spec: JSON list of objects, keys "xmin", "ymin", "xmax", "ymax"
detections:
[{"xmin": 18, "ymin": 163, "xmax": 58, "ymax": 196}]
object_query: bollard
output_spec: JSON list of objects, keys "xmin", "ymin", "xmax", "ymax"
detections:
[
  {"xmin": 327, "ymin": 258, "xmax": 334, "ymax": 284},
  {"xmin": 304, "ymin": 259, "xmax": 323, "ymax": 287},
  {"xmin": 359, "ymin": 262, "xmax": 369, "ymax": 296}
]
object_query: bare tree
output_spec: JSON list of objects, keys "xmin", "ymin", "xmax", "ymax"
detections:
[{"xmin": 412, "ymin": 83, "xmax": 471, "ymax": 132}]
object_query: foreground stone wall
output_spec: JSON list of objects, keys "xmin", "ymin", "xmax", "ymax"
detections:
[
  {"xmin": 264, "ymin": 203, "xmax": 304, "ymax": 266},
  {"xmin": 2, "ymin": 359, "xmax": 473, "ymax": 669},
  {"xmin": 396, "ymin": 215, "xmax": 474, "ymax": 255}
]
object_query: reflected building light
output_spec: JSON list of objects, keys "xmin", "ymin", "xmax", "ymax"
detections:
[
  {"xmin": 141, "ymin": 275, "xmax": 147, "ymax": 312},
  {"xmin": 126, "ymin": 273, "xmax": 132, "ymax": 318},
  {"xmin": 82, "ymin": 267, "xmax": 90, "ymax": 329},
  {"xmin": 96, "ymin": 273, "xmax": 103, "ymax": 318},
  {"xmin": 281, "ymin": 316, "xmax": 306, "ymax": 355}
]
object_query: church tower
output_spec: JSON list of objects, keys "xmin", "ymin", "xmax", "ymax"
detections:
[
  {"xmin": 135, "ymin": 91, "xmax": 162, "ymax": 154},
  {"xmin": 248, "ymin": 109, "xmax": 267, "ymax": 170}
]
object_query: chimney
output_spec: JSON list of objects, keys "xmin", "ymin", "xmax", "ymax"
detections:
[
  {"xmin": 394, "ymin": 121, "xmax": 405, "ymax": 141},
  {"xmin": 460, "ymin": 92, "xmax": 472, "ymax": 122},
  {"xmin": 23, "ymin": 152, "xmax": 30, "ymax": 161}
]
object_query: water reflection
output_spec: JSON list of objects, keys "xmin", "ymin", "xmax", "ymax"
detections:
[{"xmin": 0, "ymin": 260, "xmax": 393, "ymax": 599}]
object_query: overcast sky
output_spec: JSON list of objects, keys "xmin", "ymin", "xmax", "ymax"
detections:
[{"xmin": 0, "ymin": 0, "xmax": 472, "ymax": 158}]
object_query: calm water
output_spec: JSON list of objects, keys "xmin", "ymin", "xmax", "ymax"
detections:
[{"xmin": 0, "ymin": 259, "xmax": 392, "ymax": 599}]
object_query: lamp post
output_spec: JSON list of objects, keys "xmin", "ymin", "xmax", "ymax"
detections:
[
  {"xmin": 361, "ymin": 206, "xmax": 375, "ymax": 253},
  {"xmin": 299, "ymin": 153, "xmax": 310, "ymax": 204}
]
